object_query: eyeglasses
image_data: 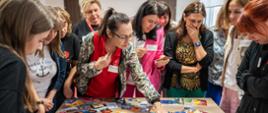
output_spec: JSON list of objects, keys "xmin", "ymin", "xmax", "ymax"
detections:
[{"xmin": 113, "ymin": 32, "xmax": 134, "ymax": 41}]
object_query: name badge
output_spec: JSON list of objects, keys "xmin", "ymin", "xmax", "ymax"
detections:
[
  {"xmin": 108, "ymin": 65, "xmax": 118, "ymax": 73},
  {"xmin": 146, "ymin": 44, "xmax": 158, "ymax": 51},
  {"xmin": 239, "ymin": 40, "xmax": 251, "ymax": 47}
]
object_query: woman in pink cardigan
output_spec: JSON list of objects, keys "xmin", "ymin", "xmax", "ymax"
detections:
[{"xmin": 124, "ymin": 1, "xmax": 170, "ymax": 97}]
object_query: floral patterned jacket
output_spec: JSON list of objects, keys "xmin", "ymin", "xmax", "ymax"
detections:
[{"xmin": 76, "ymin": 32, "xmax": 160, "ymax": 103}]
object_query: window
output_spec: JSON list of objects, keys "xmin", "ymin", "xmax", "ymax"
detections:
[{"xmin": 200, "ymin": 0, "xmax": 225, "ymax": 28}]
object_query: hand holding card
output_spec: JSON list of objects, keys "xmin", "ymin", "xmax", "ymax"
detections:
[{"xmin": 155, "ymin": 55, "xmax": 171, "ymax": 68}]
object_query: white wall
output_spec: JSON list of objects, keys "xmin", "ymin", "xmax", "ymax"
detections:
[
  {"xmin": 99, "ymin": 0, "xmax": 146, "ymax": 17},
  {"xmin": 38, "ymin": 0, "xmax": 228, "ymax": 30},
  {"xmin": 39, "ymin": 0, "xmax": 215, "ymax": 22},
  {"xmin": 38, "ymin": 0, "xmax": 149, "ymax": 18},
  {"xmin": 39, "ymin": 0, "xmax": 64, "ymax": 8},
  {"xmin": 176, "ymin": 0, "xmax": 198, "ymax": 21}
]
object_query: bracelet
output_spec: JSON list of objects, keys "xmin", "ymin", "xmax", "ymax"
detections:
[{"xmin": 36, "ymin": 100, "xmax": 44, "ymax": 105}]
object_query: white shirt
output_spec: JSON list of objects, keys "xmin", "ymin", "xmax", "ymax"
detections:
[{"xmin": 27, "ymin": 46, "xmax": 57, "ymax": 98}]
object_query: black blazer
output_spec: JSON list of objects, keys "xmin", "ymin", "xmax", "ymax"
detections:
[
  {"xmin": 73, "ymin": 19, "xmax": 99, "ymax": 42},
  {"xmin": 163, "ymin": 30, "xmax": 214, "ymax": 91},
  {"xmin": 236, "ymin": 42, "xmax": 268, "ymax": 113}
]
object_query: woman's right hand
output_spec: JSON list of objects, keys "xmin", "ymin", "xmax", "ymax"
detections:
[
  {"xmin": 94, "ymin": 52, "xmax": 112, "ymax": 70},
  {"xmin": 37, "ymin": 104, "xmax": 45, "ymax": 113},
  {"xmin": 195, "ymin": 63, "xmax": 202, "ymax": 73},
  {"xmin": 43, "ymin": 98, "xmax": 53, "ymax": 111},
  {"xmin": 136, "ymin": 48, "xmax": 147, "ymax": 58}
]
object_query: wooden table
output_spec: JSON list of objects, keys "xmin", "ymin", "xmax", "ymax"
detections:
[{"xmin": 56, "ymin": 98, "xmax": 224, "ymax": 113}]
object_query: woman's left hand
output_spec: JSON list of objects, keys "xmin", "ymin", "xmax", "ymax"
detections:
[{"xmin": 150, "ymin": 102, "xmax": 167, "ymax": 113}]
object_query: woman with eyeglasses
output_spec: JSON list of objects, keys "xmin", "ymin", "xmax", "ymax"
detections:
[
  {"xmin": 76, "ymin": 8, "xmax": 166, "ymax": 113},
  {"xmin": 124, "ymin": 0, "xmax": 169, "ymax": 98},
  {"xmin": 163, "ymin": 1, "xmax": 214, "ymax": 97}
]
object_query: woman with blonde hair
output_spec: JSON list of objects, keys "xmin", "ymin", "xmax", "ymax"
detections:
[
  {"xmin": 219, "ymin": 0, "xmax": 250, "ymax": 113},
  {"xmin": 54, "ymin": 7, "xmax": 81, "ymax": 99},
  {"xmin": 73, "ymin": 0, "xmax": 102, "ymax": 42},
  {"xmin": 206, "ymin": 7, "xmax": 229, "ymax": 105}
]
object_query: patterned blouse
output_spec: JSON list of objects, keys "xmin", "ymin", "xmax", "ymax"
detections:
[
  {"xmin": 171, "ymin": 38, "xmax": 200, "ymax": 91},
  {"xmin": 76, "ymin": 32, "xmax": 160, "ymax": 103},
  {"xmin": 208, "ymin": 28, "xmax": 226, "ymax": 86}
]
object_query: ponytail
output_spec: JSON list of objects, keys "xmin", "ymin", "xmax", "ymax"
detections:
[
  {"xmin": 98, "ymin": 8, "xmax": 130, "ymax": 37},
  {"xmin": 98, "ymin": 8, "xmax": 115, "ymax": 36}
]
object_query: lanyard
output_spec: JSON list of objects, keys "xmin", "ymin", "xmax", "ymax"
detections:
[{"xmin": 86, "ymin": 19, "xmax": 94, "ymax": 32}]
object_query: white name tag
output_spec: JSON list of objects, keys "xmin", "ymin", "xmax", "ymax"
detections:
[
  {"xmin": 108, "ymin": 65, "xmax": 118, "ymax": 73},
  {"xmin": 146, "ymin": 44, "xmax": 158, "ymax": 51},
  {"xmin": 239, "ymin": 40, "xmax": 251, "ymax": 47}
]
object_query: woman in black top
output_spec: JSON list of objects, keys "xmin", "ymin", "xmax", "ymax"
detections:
[
  {"xmin": 73, "ymin": 0, "xmax": 102, "ymax": 42},
  {"xmin": 55, "ymin": 7, "xmax": 81, "ymax": 99},
  {"xmin": 0, "ymin": 0, "xmax": 53, "ymax": 113},
  {"xmin": 235, "ymin": 0, "xmax": 268, "ymax": 113},
  {"xmin": 163, "ymin": 1, "xmax": 214, "ymax": 97}
]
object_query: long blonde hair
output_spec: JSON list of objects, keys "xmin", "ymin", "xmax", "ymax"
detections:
[{"xmin": 47, "ymin": 6, "xmax": 65, "ymax": 58}]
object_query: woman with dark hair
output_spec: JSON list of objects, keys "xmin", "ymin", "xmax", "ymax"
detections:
[
  {"xmin": 76, "ymin": 8, "xmax": 166, "ymax": 112},
  {"xmin": 235, "ymin": 0, "xmax": 268, "ymax": 112},
  {"xmin": 163, "ymin": 1, "xmax": 214, "ymax": 97},
  {"xmin": 0, "ymin": 0, "xmax": 53, "ymax": 112},
  {"xmin": 124, "ymin": 0, "xmax": 169, "ymax": 97},
  {"xmin": 157, "ymin": 1, "xmax": 172, "ymax": 33}
]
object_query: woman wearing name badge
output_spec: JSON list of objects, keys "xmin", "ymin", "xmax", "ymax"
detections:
[
  {"xmin": 124, "ymin": 0, "xmax": 170, "ymax": 98},
  {"xmin": 163, "ymin": 1, "xmax": 214, "ymax": 98},
  {"xmin": 76, "ymin": 8, "xmax": 166, "ymax": 113},
  {"xmin": 73, "ymin": 0, "xmax": 102, "ymax": 42},
  {"xmin": 235, "ymin": 0, "xmax": 268, "ymax": 112}
]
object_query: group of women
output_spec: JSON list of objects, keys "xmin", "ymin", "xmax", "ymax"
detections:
[{"xmin": 0, "ymin": 0, "xmax": 268, "ymax": 113}]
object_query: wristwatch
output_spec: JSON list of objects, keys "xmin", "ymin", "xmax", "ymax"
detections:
[{"xmin": 193, "ymin": 41, "xmax": 202, "ymax": 47}]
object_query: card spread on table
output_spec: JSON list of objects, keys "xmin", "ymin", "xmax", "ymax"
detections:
[
  {"xmin": 193, "ymin": 99, "xmax": 207, "ymax": 106},
  {"xmin": 105, "ymin": 102, "xmax": 118, "ymax": 109}
]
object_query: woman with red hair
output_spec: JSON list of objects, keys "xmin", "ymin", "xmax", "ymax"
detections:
[{"xmin": 236, "ymin": 0, "xmax": 268, "ymax": 112}]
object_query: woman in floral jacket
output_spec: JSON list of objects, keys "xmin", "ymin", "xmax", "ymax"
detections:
[{"xmin": 76, "ymin": 8, "xmax": 165, "ymax": 113}]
